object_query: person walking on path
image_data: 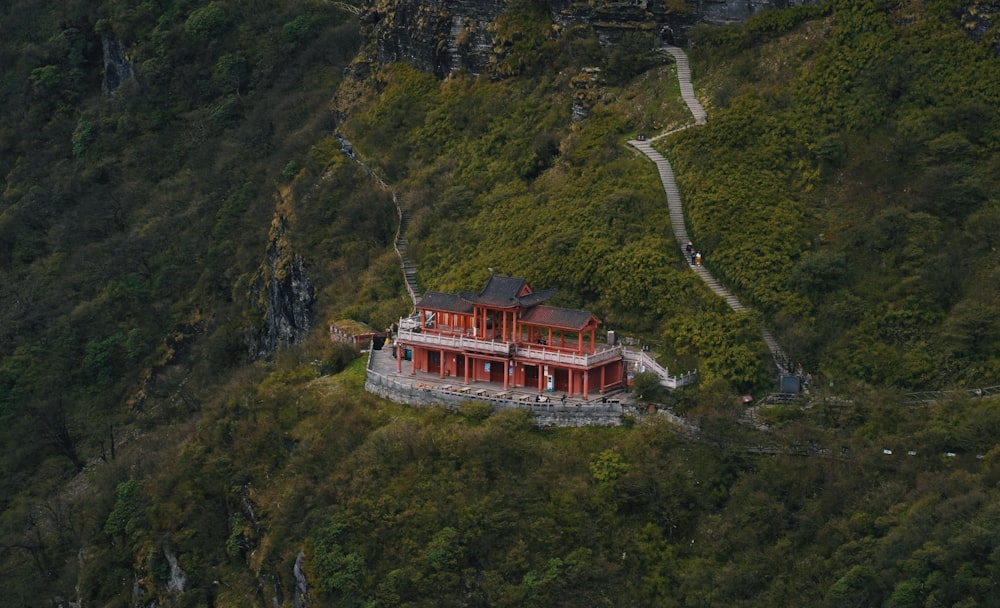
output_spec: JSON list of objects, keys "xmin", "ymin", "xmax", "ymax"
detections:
[{"xmin": 695, "ymin": 252, "xmax": 702, "ymax": 265}]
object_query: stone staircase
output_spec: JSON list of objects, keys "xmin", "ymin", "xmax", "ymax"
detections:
[
  {"xmin": 629, "ymin": 45, "xmax": 790, "ymax": 375},
  {"xmin": 761, "ymin": 329, "xmax": 789, "ymax": 373},
  {"xmin": 394, "ymin": 205, "xmax": 421, "ymax": 308},
  {"xmin": 342, "ymin": 146, "xmax": 422, "ymax": 311},
  {"xmin": 693, "ymin": 265, "xmax": 746, "ymax": 312},
  {"xmin": 656, "ymin": 45, "xmax": 707, "ymax": 126}
]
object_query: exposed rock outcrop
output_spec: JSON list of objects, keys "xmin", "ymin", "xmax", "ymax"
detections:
[
  {"xmin": 361, "ymin": 0, "xmax": 820, "ymax": 78},
  {"xmin": 249, "ymin": 188, "xmax": 316, "ymax": 359},
  {"xmin": 957, "ymin": 2, "xmax": 1000, "ymax": 55},
  {"xmin": 101, "ymin": 33, "xmax": 134, "ymax": 95},
  {"xmin": 363, "ymin": 0, "xmax": 507, "ymax": 77},
  {"xmin": 292, "ymin": 550, "xmax": 310, "ymax": 608},
  {"xmin": 687, "ymin": 0, "xmax": 814, "ymax": 26},
  {"xmin": 163, "ymin": 543, "xmax": 188, "ymax": 594}
]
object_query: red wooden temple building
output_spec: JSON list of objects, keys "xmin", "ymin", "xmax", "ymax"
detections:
[{"xmin": 394, "ymin": 275, "xmax": 624, "ymax": 399}]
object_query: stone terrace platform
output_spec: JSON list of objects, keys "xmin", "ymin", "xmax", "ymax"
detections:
[{"xmin": 365, "ymin": 346, "xmax": 636, "ymax": 427}]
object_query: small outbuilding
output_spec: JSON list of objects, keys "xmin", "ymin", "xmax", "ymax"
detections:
[{"xmin": 330, "ymin": 320, "xmax": 386, "ymax": 348}]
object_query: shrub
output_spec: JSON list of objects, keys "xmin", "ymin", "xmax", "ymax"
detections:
[{"xmin": 184, "ymin": 3, "xmax": 231, "ymax": 44}]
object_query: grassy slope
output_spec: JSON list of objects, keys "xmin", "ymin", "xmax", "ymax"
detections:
[{"xmin": 669, "ymin": 1, "xmax": 1000, "ymax": 389}]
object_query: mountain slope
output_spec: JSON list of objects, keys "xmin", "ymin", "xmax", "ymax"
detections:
[
  {"xmin": 2, "ymin": 0, "xmax": 1000, "ymax": 606},
  {"xmin": 668, "ymin": 1, "xmax": 1000, "ymax": 389}
]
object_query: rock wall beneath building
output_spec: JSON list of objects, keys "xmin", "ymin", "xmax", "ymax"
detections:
[{"xmin": 365, "ymin": 366, "xmax": 625, "ymax": 427}]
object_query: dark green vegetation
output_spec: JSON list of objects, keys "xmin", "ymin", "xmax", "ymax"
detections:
[
  {"xmin": 668, "ymin": 0, "xmax": 1000, "ymax": 389},
  {"xmin": 1, "ymin": 0, "xmax": 1000, "ymax": 605}
]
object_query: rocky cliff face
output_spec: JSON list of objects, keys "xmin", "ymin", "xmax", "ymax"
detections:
[
  {"xmin": 362, "ymin": 0, "xmax": 508, "ymax": 77},
  {"xmin": 101, "ymin": 33, "xmax": 134, "ymax": 94},
  {"xmin": 250, "ymin": 243, "xmax": 315, "ymax": 359},
  {"xmin": 688, "ymin": 0, "xmax": 814, "ymax": 26},
  {"xmin": 248, "ymin": 188, "xmax": 315, "ymax": 359},
  {"xmin": 362, "ymin": 0, "xmax": 818, "ymax": 77}
]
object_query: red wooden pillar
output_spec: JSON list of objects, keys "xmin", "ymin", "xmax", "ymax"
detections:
[
  {"xmin": 465, "ymin": 356, "xmax": 472, "ymax": 384},
  {"xmin": 577, "ymin": 332, "xmax": 583, "ymax": 353},
  {"xmin": 439, "ymin": 349, "xmax": 446, "ymax": 378},
  {"xmin": 583, "ymin": 371, "xmax": 589, "ymax": 400},
  {"xmin": 396, "ymin": 343, "xmax": 402, "ymax": 372}
]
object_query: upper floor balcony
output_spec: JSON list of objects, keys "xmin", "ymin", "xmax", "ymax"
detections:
[
  {"xmin": 514, "ymin": 343, "xmax": 623, "ymax": 367},
  {"xmin": 397, "ymin": 326, "xmax": 623, "ymax": 367},
  {"xmin": 397, "ymin": 327, "xmax": 515, "ymax": 356}
]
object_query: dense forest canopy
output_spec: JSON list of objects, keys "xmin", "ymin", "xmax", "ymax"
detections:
[{"xmin": 1, "ymin": 0, "xmax": 1000, "ymax": 606}]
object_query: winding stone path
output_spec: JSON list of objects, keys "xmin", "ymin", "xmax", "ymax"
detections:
[
  {"xmin": 348, "ymin": 45, "xmax": 789, "ymax": 371},
  {"xmin": 658, "ymin": 46, "xmax": 707, "ymax": 127},
  {"xmin": 628, "ymin": 46, "xmax": 790, "ymax": 374},
  {"xmin": 340, "ymin": 144, "xmax": 422, "ymax": 310}
]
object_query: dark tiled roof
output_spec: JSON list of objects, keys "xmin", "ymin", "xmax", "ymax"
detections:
[
  {"xmin": 519, "ymin": 288, "xmax": 557, "ymax": 307},
  {"xmin": 464, "ymin": 275, "xmax": 556, "ymax": 308},
  {"xmin": 474, "ymin": 275, "xmax": 528, "ymax": 307},
  {"xmin": 520, "ymin": 305, "xmax": 598, "ymax": 331},
  {"xmin": 418, "ymin": 292, "xmax": 474, "ymax": 313}
]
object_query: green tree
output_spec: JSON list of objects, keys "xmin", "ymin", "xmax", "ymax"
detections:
[
  {"xmin": 632, "ymin": 371, "xmax": 665, "ymax": 403},
  {"xmin": 309, "ymin": 518, "xmax": 365, "ymax": 596},
  {"xmin": 184, "ymin": 3, "xmax": 231, "ymax": 44},
  {"xmin": 104, "ymin": 478, "xmax": 143, "ymax": 538}
]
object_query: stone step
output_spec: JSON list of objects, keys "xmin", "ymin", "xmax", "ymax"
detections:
[{"xmin": 630, "ymin": 45, "xmax": 785, "ymax": 371}]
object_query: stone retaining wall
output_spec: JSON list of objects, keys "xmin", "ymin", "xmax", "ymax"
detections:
[{"xmin": 365, "ymin": 368, "xmax": 625, "ymax": 427}]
